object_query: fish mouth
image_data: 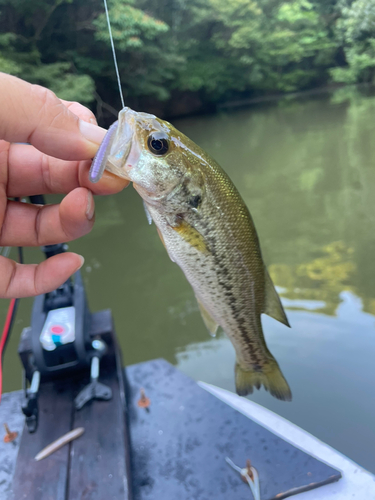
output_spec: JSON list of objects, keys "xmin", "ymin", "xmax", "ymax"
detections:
[
  {"xmin": 104, "ymin": 108, "xmax": 136, "ymax": 181},
  {"xmin": 107, "ymin": 107, "xmax": 160, "ymax": 180},
  {"xmin": 89, "ymin": 107, "xmax": 147, "ymax": 183}
]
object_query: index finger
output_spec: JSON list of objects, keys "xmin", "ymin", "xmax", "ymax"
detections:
[
  {"xmin": 6, "ymin": 142, "xmax": 129, "ymax": 196},
  {"xmin": 0, "ymin": 73, "xmax": 106, "ymax": 160}
]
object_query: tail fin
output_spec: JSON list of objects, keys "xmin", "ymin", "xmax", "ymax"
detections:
[{"xmin": 235, "ymin": 360, "xmax": 292, "ymax": 401}]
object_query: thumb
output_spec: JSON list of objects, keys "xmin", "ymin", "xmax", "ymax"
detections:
[{"xmin": 0, "ymin": 73, "xmax": 106, "ymax": 160}]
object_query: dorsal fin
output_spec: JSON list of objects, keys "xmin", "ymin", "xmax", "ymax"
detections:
[
  {"xmin": 196, "ymin": 297, "xmax": 219, "ymax": 337},
  {"xmin": 263, "ymin": 268, "xmax": 290, "ymax": 327}
]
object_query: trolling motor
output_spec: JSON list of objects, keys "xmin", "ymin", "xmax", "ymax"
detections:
[
  {"xmin": 9, "ymin": 196, "xmax": 131, "ymax": 500},
  {"xmin": 18, "ymin": 242, "xmax": 112, "ymax": 433}
]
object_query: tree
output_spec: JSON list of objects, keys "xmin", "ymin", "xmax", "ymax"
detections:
[
  {"xmin": 0, "ymin": 0, "xmax": 176, "ymax": 116},
  {"xmin": 331, "ymin": 0, "xmax": 375, "ymax": 84},
  {"xmin": 0, "ymin": 0, "xmax": 373, "ymax": 117}
]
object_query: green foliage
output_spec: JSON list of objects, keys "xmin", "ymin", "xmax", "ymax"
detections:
[
  {"xmin": 208, "ymin": 0, "xmax": 336, "ymax": 92},
  {"xmin": 166, "ymin": 0, "xmax": 337, "ymax": 98},
  {"xmin": 93, "ymin": 0, "xmax": 180, "ymax": 101},
  {"xmin": 94, "ymin": 0, "xmax": 169, "ymax": 50},
  {"xmin": 331, "ymin": 0, "xmax": 375, "ymax": 84},
  {"xmin": 0, "ymin": 0, "xmax": 96, "ymax": 103},
  {"xmin": 0, "ymin": 0, "xmax": 374, "ymax": 116}
]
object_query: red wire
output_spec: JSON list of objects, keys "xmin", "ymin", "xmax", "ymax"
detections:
[{"xmin": 0, "ymin": 298, "xmax": 16, "ymax": 403}]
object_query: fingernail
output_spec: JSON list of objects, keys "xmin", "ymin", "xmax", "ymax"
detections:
[
  {"xmin": 90, "ymin": 117, "xmax": 98, "ymax": 125},
  {"xmin": 79, "ymin": 120, "xmax": 107, "ymax": 145},
  {"xmin": 77, "ymin": 255, "xmax": 85, "ymax": 269},
  {"xmin": 86, "ymin": 191, "xmax": 95, "ymax": 221}
]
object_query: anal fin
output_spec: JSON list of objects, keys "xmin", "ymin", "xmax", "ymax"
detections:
[
  {"xmin": 263, "ymin": 268, "xmax": 290, "ymax": 327},
  {"xmin": 197, "ymin": 297, "xmax": 219, "ymax": 337}
]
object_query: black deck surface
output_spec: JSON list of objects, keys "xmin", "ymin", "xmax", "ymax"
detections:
[{"xmin": 127, "ymin": 359, "xmax": 341, "ymax": 500}]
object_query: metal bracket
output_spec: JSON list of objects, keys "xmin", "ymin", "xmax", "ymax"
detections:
[
  {"xmin": 22, "ymin": 370, "xmax": 40, "ymax": 433},
  {"xmin": 74, "ymin": 341, "xmax": 112, "ymax": 410}
]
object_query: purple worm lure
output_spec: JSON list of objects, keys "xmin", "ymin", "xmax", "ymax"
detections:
[{"xmin": 89, "ymin": 120, "xmax": 119, "ymax": 183}]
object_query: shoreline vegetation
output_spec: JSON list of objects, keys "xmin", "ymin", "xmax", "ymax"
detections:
[{"xmin": 1, "ymin": 0, "xmax": 375, "ymax": 123}]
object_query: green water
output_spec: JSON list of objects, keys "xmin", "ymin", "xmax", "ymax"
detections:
[{"xmin": 1, "ymin": 90, "xmax": 375, "ymax": 473}]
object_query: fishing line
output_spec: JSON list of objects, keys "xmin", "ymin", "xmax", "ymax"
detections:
[
  {"xmin": 103, "ymin": 0, "xmax": 125, "ymax": 109},
  {"xmin": 90, "ymin": 1, "xmax": 124, "ymax": 182}
]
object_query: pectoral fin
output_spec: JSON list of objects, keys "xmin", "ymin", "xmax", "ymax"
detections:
[
  {"xmin": 143, "ymin": 201, "xmax": 153, "ymax": 225},
  {"xmin": 197, "ymin": 298, "xmax": 219, "ymax": 337},
  {"xmin": 263, "ymin": 268, "xmax": 290, "ymax": 327},
  {"xmin": 173, "ymin": 219, "xmax": 210, "ymax": 254}
]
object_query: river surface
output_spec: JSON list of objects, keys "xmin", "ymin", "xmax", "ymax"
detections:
[{"xmin": 1, "ymin": 89, "xmax": 375, "ymax": 473}]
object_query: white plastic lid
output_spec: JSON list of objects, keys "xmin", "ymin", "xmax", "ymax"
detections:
[{"xmin": 39, "ymin": 306, "xmax": 76, "ymax": 351}]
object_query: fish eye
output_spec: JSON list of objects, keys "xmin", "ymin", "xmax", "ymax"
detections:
[{"xmin": 147, "ymin": 133, "xmax": 169, "ymax": 156}]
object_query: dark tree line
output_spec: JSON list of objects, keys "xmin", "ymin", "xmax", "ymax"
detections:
[{"xmin": 0, "ymin": 0, "xmax": 374, "ymax": 122}]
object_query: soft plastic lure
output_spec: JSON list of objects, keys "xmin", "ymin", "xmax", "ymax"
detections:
[{"xmin": 89, "ymin": 120, "xmax": 118, "ymax": 183}]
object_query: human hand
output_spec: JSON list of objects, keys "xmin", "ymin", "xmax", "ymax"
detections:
[{"xmin": 0, "ymin": 73, "xmax": 129, "ymax": 298}]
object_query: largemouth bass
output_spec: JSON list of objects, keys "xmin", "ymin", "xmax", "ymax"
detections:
[{"xmin": 90, "ymin": 107, "xmax": 292, "ymax": 401}]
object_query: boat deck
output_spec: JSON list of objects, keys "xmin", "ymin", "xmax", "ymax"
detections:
[
  {"xmin": 0, "ymin": 359, "xmax": 374, "ymax": 499},
  {"xmin": 201, "ymin": 382, "xmax": 375, "ymax": 499}
]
